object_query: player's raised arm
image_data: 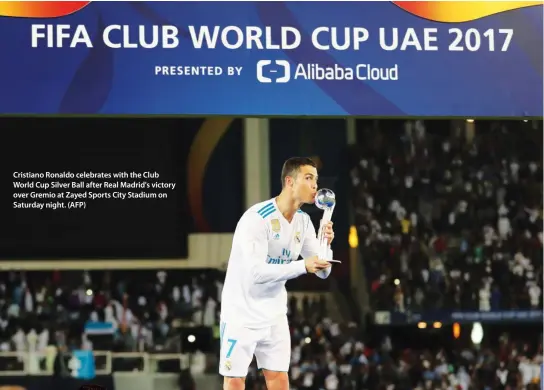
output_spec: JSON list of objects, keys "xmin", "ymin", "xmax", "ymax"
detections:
[
  {"xmin": 239, "ymin": 212, "xmax": 329, "ymax": 284},
  {"xmin": 300, "ymin": 217, "xmax": 333, "ymax": 279},
  {"xmin": 239, "ymin": 212, "xmax": 306, "ymax": 284}
]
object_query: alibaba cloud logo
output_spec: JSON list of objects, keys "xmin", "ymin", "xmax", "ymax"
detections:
[
  {"xmin": 0, "ymin": 1, "xmax": 91, "ymax": 18},
  {"xmin": 394, "ymin": 1, "xmax": 543, "ymax": 23}
]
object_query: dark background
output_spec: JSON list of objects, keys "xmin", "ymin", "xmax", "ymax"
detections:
[
  {"xmin": 0, "ymin": 117, "xmax": 351, "ymax": 260},
  {"xmin": 0, "ymin": 118, "xmax": 244, "ymax": 259}
]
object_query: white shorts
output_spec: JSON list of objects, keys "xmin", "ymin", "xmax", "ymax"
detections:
[{"xmin": 218, "ymin": 316, "xmax": 291, "ymax": 377}]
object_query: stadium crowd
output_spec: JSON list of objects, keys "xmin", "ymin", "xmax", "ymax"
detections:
[
  {"xmin": 338, "ymin": 119, "xmax": 542, "ymax": 389},
  {"xmin": 243, "ymin": 298, "xmax": 543, "ymax": 390},
  {"xmin": 0, "ymin": 269, "xmax": 224, "ymax": 374},
  {"xmin": 349, "ymin": 120, "xmax": 543, "ymax": 313}
]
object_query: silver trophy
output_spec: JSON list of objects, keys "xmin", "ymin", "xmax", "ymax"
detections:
[{"xmin": 314, "ymin": 188, "xmax": 336, "ymax": 261}]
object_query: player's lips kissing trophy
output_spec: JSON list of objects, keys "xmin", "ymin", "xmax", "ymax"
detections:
[{"xmin": 315, "ymin": 188, "xmax": 339, "ymax": 263}]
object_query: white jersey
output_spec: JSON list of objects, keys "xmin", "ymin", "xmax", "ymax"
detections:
[{"xmin": 221, "ymin": 198, "xmax": 332, "ymax": 328}]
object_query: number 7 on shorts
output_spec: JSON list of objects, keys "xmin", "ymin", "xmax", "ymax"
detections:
[{"xmin": 225, "ymin": 339, "xmax": 237, "ymax": 358}]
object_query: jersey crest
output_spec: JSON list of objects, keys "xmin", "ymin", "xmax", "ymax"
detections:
[{"xmin": 270, "ymin": 218, "xmax": 281, "ymax": 233}]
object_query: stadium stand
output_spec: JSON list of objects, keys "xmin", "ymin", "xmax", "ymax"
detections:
[
  {"xmin": 345, "ymin": 120, "xmax": 543, "ymax": 389},
  {"xmin": 0, "ymin": 270, "xmax": 224, "ymax": 375},
  {"xmin": 349, "ymin": 120, "xmax": 542, "ymax": 314}
]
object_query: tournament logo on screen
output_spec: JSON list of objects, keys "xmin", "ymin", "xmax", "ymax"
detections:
[{"xmin": 0, "ymin": 1, "xmax": 541, "ymax": 116}]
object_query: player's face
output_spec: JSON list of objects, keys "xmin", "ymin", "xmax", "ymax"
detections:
[{"xmin": 293, "ymin": 165, "xmax": 318, "ymax": 204}]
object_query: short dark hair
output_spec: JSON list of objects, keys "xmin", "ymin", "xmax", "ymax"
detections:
[{"xmin": 281, "ymin": 157, "xmax": 317, "ymax": 188}]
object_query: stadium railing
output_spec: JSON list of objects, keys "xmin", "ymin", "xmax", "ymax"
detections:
[{"xmin": 0, "ymin": 351, "xmax": 189, "ymax": 375}]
